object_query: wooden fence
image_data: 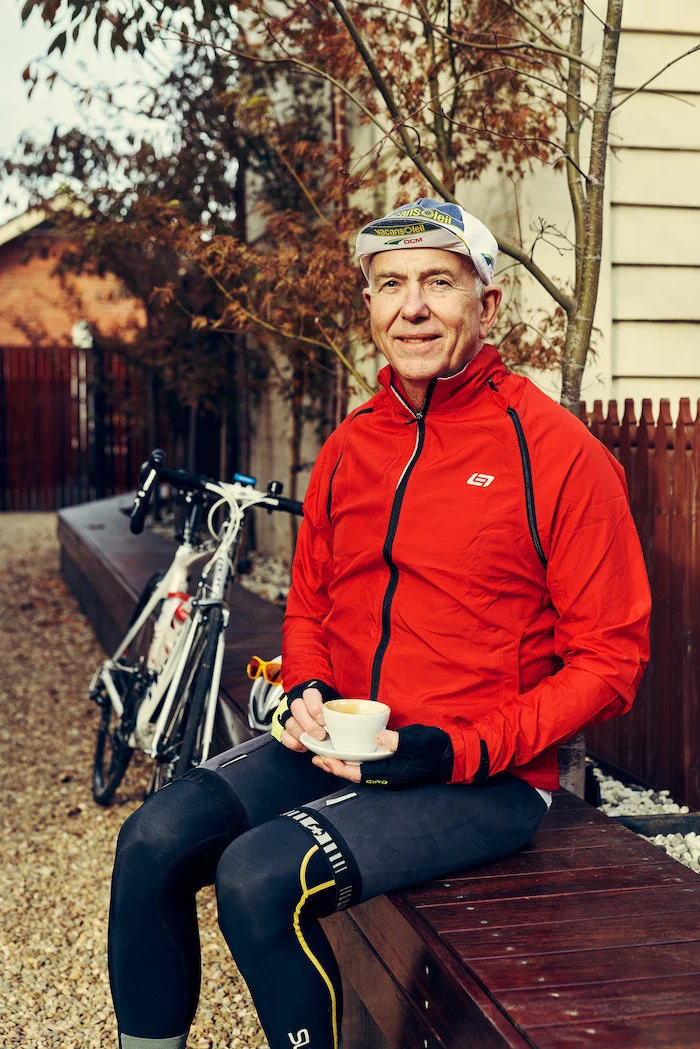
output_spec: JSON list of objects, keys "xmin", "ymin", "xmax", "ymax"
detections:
[
  {"xmin": 585, "ymin": 398, "xmax": 700, "ymax": 810},
  {"xmin": 0, "ymin": 343, "xmax": 158, "ymax": 511}
]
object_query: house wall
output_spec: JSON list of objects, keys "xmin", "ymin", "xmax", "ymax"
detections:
[
  {"xmin": 0, "ymin": 229, "xmax": 145, "ymax": 348},
  {"xmin": 608, "ymin": 0, "xmax": 700, "ymax": 411},
  {"xmin": 507, "ymin": 0, "xmax": 700, "ymax": 413}
]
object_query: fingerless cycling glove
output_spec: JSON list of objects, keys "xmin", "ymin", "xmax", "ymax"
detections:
[
  {"xmin": 270, "ymin": 679, "xmax": 340, "ymax": 742},
  {"xmin": 360, "ymin": 724, "xmax": 455, "ymax": 789}
]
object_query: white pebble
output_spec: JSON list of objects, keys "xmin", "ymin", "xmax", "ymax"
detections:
[{"xmin": 594, "ymin": 766, "xmax": 698, "ymax": 877}]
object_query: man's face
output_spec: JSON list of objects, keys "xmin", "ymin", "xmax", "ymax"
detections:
[{"xmin": 362, "ymin": 248, "xmax": 501, "ymax": 401}]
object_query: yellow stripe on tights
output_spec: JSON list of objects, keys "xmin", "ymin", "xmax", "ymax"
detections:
[{"xmin": 293, "ymin": 845, "xmax": 339, "ymax": 1049}]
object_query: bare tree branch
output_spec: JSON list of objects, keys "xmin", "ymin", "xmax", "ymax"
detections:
[
  {"xmin": 443, "ymin": 108, "xmax": 590, "ymax": 186},
  {"xmin": 468, "ymin": 35, "xmax": 598, "ymax": 72},
  {"xmin": 611, "ymin": 42, "xmax": 700, "ymax": 112},
  {"xmin": 346, "ymin": 64, "xmax": 512, "ymax": 179},
  {"xmin": 337, "ymin": 0, "xmax": 599, "ymax": 71},
  {"xmin": 348, "ymin": 0, "xmax": 577, "ymax": 67},
  {"xmin": 328, "ymin": 0, "xmax": 458, "ymax": 196},
  {"xmin": 499, "ymin": 0, "xmax": 569, "ymax": 54},
  {"xmin": 501, "ymin": 63, "xmax": 592, "ymax": 117}
]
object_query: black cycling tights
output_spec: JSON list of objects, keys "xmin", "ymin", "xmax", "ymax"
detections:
[{"xmin": 109, "ymin": 734, "xmax": 548, "ymax": 1049}]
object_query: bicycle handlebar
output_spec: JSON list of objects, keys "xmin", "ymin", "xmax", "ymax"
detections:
[
  {"xmin": 130, "ymin": 449, "xmax": 166, "ymax": 534},
  {"xmin": 130, "ymin": 450, "xmax": 303, "ymax": 534}
]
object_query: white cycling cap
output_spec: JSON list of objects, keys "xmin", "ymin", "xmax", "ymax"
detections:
[{"xmin": 356, "ymin": 198, "xmax": 498, "ymax": 286}]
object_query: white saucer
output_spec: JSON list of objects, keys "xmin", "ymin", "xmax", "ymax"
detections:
[{"xmin": 300, "ymin": 732, "xmax": 392, "ymax": 764}]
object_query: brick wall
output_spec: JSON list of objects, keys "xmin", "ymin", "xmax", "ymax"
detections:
[{"xmin": 0, "ymin": 229, "xmax": 145, "ymax": 349}]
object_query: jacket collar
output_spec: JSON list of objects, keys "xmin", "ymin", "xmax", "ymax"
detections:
[{"xmin": 377, "ymin": 343, "xmax": 508, "ymax": 418}]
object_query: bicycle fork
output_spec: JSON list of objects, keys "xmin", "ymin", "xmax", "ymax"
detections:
[{"xmin": 199, "ymin": 606, "xmax": 229, "ymax": 763}]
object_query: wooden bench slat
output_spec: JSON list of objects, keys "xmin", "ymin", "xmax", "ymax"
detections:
[
  {"xmin": 407, "ymin": 863, "xmax": 687, "ymax": 908},
  {"xmin": 500, "ymin": 972, "xmax": 700, "ymax": 1027},
  {"xmin": 419, "ymin": 884, "xmax": 700, "ymax": 934},
  {"xmin": 523, "ymin": 825, "xmax": 624, "ymax": 851},
  {"xmin": 528, "ymin": 1011, "xmax": 700, "ymax": 1049},
  {"xmin": 446, "ymin": 841, "xmax": 656, "ymax": 880},
  {"xmin": 469, "ymin": 939, "xmax": 700, "ymax": 992},
  {"xmin": 446, "ymin": 908, "xmax": 700, "ymax": 959}
]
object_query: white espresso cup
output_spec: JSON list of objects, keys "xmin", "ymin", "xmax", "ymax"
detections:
[{"xmin": 323, "ymin": 699, "xmax": 390, "ymax": 754}]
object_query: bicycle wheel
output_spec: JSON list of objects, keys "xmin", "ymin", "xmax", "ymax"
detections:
[
  {"xmin": 149, "ymin": 607, "xmax": 222, "ymax": 792},
  {"xmin": 92, "ymin": 572, "xmax": 164, "ymax": 805}
]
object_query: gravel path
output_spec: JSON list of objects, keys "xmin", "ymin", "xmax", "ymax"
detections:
[{"xmin": 0, "ymin": 514, "xmax": 266, "ymax": 1049}]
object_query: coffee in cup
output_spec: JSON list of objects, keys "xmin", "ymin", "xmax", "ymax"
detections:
[{"xmin": 323, "ymin": 699, "xmax": 390, "ymax": 754}]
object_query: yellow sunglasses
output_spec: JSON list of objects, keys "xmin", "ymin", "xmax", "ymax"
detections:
[{"xmin": 246, "ymin": 655, "xmax": 283, "ymax": 685}]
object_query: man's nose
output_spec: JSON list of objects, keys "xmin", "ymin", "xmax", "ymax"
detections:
[{"xmin": 400, "ymin": 281, "xmax": 430, "ymax": 320}]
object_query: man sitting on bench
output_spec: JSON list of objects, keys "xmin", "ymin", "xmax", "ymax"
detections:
[{"xmin": 108, "ymin": 198, "xmax": 651, "ymax": 1049}]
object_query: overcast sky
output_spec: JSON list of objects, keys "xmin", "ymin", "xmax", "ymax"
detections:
[{"xmin": 0, "ymin": 6, "xmax": 168, "ymax": 224}]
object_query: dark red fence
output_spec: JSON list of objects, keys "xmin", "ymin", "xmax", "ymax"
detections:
[
  {"xmin": 585, "ymin": 398, "xmax": 700, "ymax": 809},
  {"xmin": 0, "ymin": 343, "xmax": 156, "ymax": 510}
]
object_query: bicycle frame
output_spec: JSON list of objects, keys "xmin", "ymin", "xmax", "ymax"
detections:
[
  {"xmin": 90, "ymin": 458, "xmax": 303, "ymax": 802},
  {"xmin": 93, "ymin": 482, "xmax": 261, "ymax": 764},
  {"xmin": 95, "ymin": 544, "xmax": 203, "ymax": 725}
]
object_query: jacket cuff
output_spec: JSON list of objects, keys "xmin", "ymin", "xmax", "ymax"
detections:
[
  {"xmin": 284, "ymin": 678, "xmax": 340, "ymax": 705},
  {"xmin": 449, "ymin": 727, "xmax": 490, "ymax": 784}
]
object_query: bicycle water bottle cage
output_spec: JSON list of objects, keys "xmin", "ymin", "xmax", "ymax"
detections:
[{"xmin": 233, "ymin": 472, "xmax": 257, "ymax": 486}]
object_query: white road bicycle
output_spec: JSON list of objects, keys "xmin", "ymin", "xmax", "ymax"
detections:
[{"xmin": 89, "ymin": 449, "xmax": 302, "ymax": 805}]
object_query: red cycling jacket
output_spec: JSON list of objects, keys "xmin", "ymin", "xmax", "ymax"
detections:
[{"xmin": 281, "ymin": 344, "xmax": 651, "ymax": 790}]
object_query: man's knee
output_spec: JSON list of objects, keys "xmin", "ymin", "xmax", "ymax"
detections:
[
  {"xmin": 111, "ymin": 790, "xmax": 188, "ymax": 913},
  {"xmin": 215, "ymin": 817, "xmax": 323, "ymax": 949},
  {"xmin": 112, "ymin": 778, "xmax": 232, "ymax": 913}
]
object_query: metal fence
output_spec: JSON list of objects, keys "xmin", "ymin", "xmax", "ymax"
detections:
[
  {"xmin": 0, "ymin": 343, "xmax": 156, "ymax": 510},
  {"xmin": 585, "ymin": 398, "xmax": 700, "ymax": 808}
]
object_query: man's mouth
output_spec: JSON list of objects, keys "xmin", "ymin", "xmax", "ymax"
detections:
[{"xmin": 395, "ymin": 334, "xmax": 440, "ymax": 343}]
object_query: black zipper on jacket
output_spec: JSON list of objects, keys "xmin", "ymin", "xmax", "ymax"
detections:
[
  {"xmin": 488, "ymin": 379, "xmax": 547, "ymax": 569},
  {"xmin": 368, "ymin": 381, "xmax": 436, "ymax": 701},
  {"xmin": 507, "ymin": 408, "xmax": 547, "ymax": 569}
]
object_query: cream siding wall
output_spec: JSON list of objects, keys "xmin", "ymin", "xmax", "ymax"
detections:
[{"xmin": 608, "ymin": 2, "xmax": 700, "ymax": 410}]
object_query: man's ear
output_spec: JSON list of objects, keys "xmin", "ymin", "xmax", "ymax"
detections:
[
  {"xmin": 479, "ymin": 285, "xmax": 502, "ymax": 340},
  {"xmin": 362, "ymin": 286, "xmax": 372, "ymax": 311}
]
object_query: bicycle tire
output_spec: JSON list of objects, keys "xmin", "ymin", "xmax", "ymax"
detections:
[
  {"xmin": 148, "ymin": 607, "xmax": 222, "ymax": 791},
  {"xmin": 92, "ymin": 572, "xmax": 164, "ymax": 805}
]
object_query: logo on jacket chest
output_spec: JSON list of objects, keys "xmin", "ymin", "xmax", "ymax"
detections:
[{"xmin": 466, "ymin": 472, "xmax": 495, "ymax": 488}]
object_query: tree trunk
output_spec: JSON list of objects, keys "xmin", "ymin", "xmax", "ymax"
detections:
[
  {"xmin": 560, "ymin": 0, "xmax": 623, "ymax": 412},
  {"xmin": 557, "ymin": 1, "xmax": 623, "ymax": 797}
]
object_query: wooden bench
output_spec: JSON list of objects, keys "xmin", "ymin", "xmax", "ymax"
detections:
[{"xmin": 59, "ymin": 497, "xmax": 700, "ymax": 1049}]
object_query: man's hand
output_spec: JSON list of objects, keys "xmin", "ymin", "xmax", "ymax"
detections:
[
  {"xmin": 312, "ymin": 729, "xmax": 399, "ymax": 782},
  {"xmin": 271, "ymin": 679, "xmax": 340, "ymax": 751},
  {"xmin": 313, "ymin": 725, "xmax": 455, "ymax": 788},
  {"xmin": 281, "ymin": 686, "xmax": 327, "ymax": 752}
]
